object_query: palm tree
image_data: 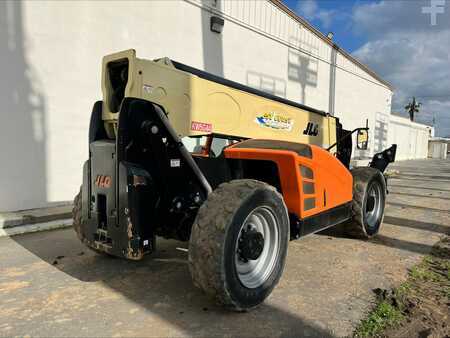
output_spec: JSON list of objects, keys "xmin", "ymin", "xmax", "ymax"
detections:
[{"xmin": 405, "ymin": 97, "xmax": 422, "ymax": 121}]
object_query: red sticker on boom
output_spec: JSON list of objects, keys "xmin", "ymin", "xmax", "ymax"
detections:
[{"xmin": 191, "ymin": 121, "xmax": 212, "ymax": 133}]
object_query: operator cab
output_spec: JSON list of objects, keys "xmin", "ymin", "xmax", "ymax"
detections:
[{"xmin": 182, "ymin": 135, "xmax": 240, "ymax": 189}]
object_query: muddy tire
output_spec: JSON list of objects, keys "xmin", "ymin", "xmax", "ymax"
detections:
[
  {"xmin": 72, "ymin": 189, "xmax": 108, "ymax": 256},
  {"xmin": 344, "ymin": 167, "xmax": 386, "ymax": 239},
  {"xmin": 72, "ymin": 189, "xmax": 84, "ymax": 241},
  {"xmin": 189, "ymin": 179, "xmax": 289, "ymax": 311}
]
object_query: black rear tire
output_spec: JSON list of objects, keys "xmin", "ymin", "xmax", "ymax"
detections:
[
  {"xmin": 344, "ymin": 167, "xmax": 386, "ymax": 239},
  {"xmin": 72, "ymin": 189, "xmax": 84, "ymax": 241},
  {"xmin": 188, "ymin": 179, "xmax": 289, "ymax": 311}
]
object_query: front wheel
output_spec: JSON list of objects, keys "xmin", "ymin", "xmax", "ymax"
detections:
[
  {"xmin": 344, "ymin": 167, "xmax": 386, "ymax": 239},
  {"xmin": 188, "ymin": 179, "xmax": 289, "ymax": 311}
]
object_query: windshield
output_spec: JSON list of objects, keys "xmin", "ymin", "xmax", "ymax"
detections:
[{"xmin": 182, "ymin": 136, "xmax": 239, "ymax": 157}]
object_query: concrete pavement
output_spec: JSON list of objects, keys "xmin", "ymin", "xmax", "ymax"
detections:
[
  {"xmin": 0, "ymin": 159, "xmax": 449, "ymax": 337},
  {"xmin": 0, "ymin": 204, "xmax": 72, "ymax": 237}
]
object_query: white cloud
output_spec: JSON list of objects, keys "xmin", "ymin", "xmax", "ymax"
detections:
[
  {"xmin": 352, "ymin": 0, "xmax": 450, "ymax": 136},
  {"xmin": 296, "ymin": 0, "xmax": 335, "ymax": 29}
]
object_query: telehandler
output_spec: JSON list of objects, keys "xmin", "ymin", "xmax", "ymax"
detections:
[{"xmin": 73, "ymin": 49, "xmax": 397, "ymax": 311}]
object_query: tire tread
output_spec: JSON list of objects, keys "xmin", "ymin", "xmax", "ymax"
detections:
[
  {"xmin": 188, "ymin": 179, "xmax": 284, "ymax": 311},
  {"xmin": 344, "ymin": 167, "xmax": 386, "ymax": 239}
]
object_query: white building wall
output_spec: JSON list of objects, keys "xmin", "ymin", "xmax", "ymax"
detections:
[
  {"xmin": 0, "ymin": 0, "xmax": 211, "ymax": 211},
  {"xmin": 388, "ymin": 115, "xmax": 432, "ymax": 160},
  {"xmin": 334, "ymin": 53, "xmax": 393, "ymax": 158},
  {"xmin": 0, "ymin": 0, "xmax": 396, "ymax": 211},
  {"xmin": 428, "ymin": 141, "xmax": 448, "ymax": 159}
]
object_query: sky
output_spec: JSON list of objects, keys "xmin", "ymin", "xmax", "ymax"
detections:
[{"xmin": 283, "ymin": 0, "xmax": 450, "ymax": 137}]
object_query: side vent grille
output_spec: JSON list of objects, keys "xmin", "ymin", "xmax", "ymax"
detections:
[
  {"xmin": 304, "ymin": 197, "xmax": 316, "ymax": 211},
  {"xmin": 300, "ymin": 165, "xmax": 314, "ymax": 179},
  {"xmin": 299, "ymin": 165, "xmax": 316, "ymax": 212}
]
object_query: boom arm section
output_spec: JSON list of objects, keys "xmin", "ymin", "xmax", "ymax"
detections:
[{"xmin": 101, "ymin": 49, "xmax": 338, "ymax": 149}]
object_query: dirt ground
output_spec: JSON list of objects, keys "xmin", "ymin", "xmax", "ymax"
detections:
[
  {"xmin": 0, "ymin": 159, "xmax": 449, "ymax": 337},
  {"xmin": 380, "ymin": 236, "xmax": 450, "ymax": 338}
]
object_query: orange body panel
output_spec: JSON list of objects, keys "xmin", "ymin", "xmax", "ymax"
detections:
[{"xmin": 224, "ymin": 143, "xmax": 353, "ymax": 219}]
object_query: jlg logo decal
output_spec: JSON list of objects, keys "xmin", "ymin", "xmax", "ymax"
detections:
[
  {"xmin": 95, "ymin": 175, "xmax": 112, "ymax": 188},
  {"xmin": 303, "ymin": 122, "xmax": 319, "ymax": 136}
]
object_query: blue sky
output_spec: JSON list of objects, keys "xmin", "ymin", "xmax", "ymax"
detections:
[
  {"xmin": 282, "ymin": 0, "xmax": 450, "ymax": 137},
  {"xmin": 283, "ymin": 0, "xmax": 370, "ymax": 52}
]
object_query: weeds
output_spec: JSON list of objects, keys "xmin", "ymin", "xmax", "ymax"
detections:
[
  {"xmin": 353, "ymin": 236, "xmax": 450, "ymax": 337},
  {"xmin": 354, "ymin": 301, "xmax": 403, "ymax": 337}
]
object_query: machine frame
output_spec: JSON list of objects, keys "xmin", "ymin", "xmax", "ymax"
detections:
[{"xmin": 74, "ymin": 49, "xmax": 396, "ymax": 310}]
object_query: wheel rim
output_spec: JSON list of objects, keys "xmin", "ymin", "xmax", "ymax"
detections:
[
  {"xmin": 235, "ymin": 206, "xmax": 280, "ymax": 289},
  {"xmin": 365, "ymin": 181, "xmax": 383, "ymax": 229}
]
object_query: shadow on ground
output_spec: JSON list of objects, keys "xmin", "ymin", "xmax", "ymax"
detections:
[
  {"xmin": 320, "ymin": 226, "xmax": 436, "ymax": 256},
  {"xmin": 383, "ymin": 216, "xmax": 449, "ymax": 235},
  {"xmin": 319, "ymin": 213, "xmax": 449, "ymax": 257},
  {"xmin": 12, "ymin": 229, "xmax": 334, "ymax": 338}
]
